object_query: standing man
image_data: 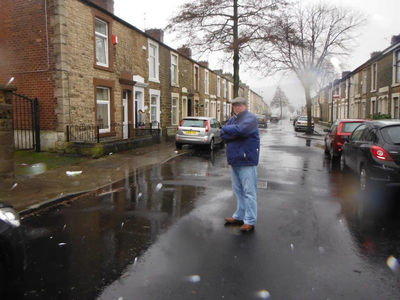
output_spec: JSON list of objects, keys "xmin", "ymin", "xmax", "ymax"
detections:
[
  {"xmin": 221, "ymin": 97, "xmax": 260, "ymax": 231},
  {"xmin": 138, "ymin": 109, "xmax": 146, "ymax": 128}
]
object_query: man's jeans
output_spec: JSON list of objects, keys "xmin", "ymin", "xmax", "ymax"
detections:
[{"xmin": 230, "ymin": 165, "xmax": 258, "ymax": 225}]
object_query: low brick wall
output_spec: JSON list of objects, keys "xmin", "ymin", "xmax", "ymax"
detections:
[
  {"xmin": 0, "ymin": 86, "xmax": 16, "ymax": 178},
  {"xmin": 64, "ymin": 136, "xmax": 156, "ymax": 157}
]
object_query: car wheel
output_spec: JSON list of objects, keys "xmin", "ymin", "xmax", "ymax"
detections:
[
  {"xmin": 324, "ymin": 141, "xmax": 329, "ymax": 155},
  {"xmin": 340, "ymin": 155, "xmax": 349, "ymax": 172},
  {"xmin": 209, "ymin": 138, "xmax": 215, "ymax": 151},
  {"xmin": 330, "ymin": 147, "xmax": 339, "ymax": 164},
  {"xmin": 294, "ymin": 127, "xmax": 298, "ymax": 132},
  {"xmin": 360, "ymin": 166, "xmax": 379, "ymax": 194},
  {"xmin": 175, "ymin": 142, "xmax": 183, "ymax": 149},
  {"xmin": 360, "ymin": 167, "xmax": 369, "ymax": 192}
]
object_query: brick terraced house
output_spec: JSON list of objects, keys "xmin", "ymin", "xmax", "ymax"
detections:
[
  {"xmin": 1, "ymin": 0, "xmax": 267, "ymax": 153},
  {"xmin": 310, "ymin": 35, "xmax": 400, "ymax": 123}
]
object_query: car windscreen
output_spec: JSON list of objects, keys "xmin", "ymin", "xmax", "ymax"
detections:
[
  {"xmin": 299, "ymin": 117, "xmax": 307, "ymax": 121},
  {"xmin": 381, "ymin": 125, "xmax": 400, "ymax": 145},
  {"xmin": 342, "ymin": 122, "xmax": 364, "ymax": 133},
  {"xmin": 181, "ymin": 119, "xmax": 205, "ymax": 127}
]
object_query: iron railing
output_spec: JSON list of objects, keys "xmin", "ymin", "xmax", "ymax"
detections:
[
  {"xmin": 66, "ymin": 121, "xmax": 160, "ymax": 143},
  {"xmin": 12, "ymin": 92, "xmax": 40, "ymax": 151}
]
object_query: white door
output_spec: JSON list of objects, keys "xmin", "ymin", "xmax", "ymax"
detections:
[
  {"xmin": 123, "ymin": 90, "xmax": 128, "ymax": 139},
  {"xmin": 182, "ymin": 97, "xmax": 188, "ymax": 118}
]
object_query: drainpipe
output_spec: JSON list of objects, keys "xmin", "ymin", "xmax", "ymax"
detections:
[{"xmin": 347, "ymin": 78, "xmax": 351, "ymax": 118}]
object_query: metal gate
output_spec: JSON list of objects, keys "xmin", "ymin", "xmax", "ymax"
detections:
[{"xmin": 12, "ymin": 93, "xmax": 41, "ymax": 151}]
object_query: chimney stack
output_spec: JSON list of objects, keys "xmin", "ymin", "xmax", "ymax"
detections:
[
  {"xmin": 370, "ymin": 51, "xmax": 381, "ymax": 59},
  {"xmin": 198, "ymin": 61, "xmax": 209, "ymax": 68},
  {"xmin": 391, "ymin": 34, "xmax": 400, "ymax": 45},
  {"xmin": 341, "ymin": 71, "xmax": 351, "ymax": 78},
  {"xmin": 145, "ymin": 29, "xmax": 164, "ymax": 43},
  {"xmin": 91, "ymin": 0, "xmax": 114, "ymax": 13},
  {"xmin": 177, "ymin": 46, "xmax": 192, "ymax": 58}
]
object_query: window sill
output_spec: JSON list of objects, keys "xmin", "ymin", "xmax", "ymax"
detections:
[
  {"xmin": 99, "ymin": 131, "xmax": 116, "ymax": 138},
  {"xmin": 94, "ymin": 64, "xmax": 114, "ymax": 73},
  {"xmin": 149, "ymin": 78, "xmax": 160, "ymax": 84}
]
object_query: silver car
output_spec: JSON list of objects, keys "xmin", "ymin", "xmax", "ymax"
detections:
[
  {"xmin": 294, "ymin": 116, "xmax": 314, "ymax": 132},
  {"xmin": 175, "ymin": 117, "xmax": 224, "ymax": 150}
]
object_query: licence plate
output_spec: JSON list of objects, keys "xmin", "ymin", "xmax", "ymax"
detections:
[{"xmin": 185, "ymin": 131, "xmax": 198, "ymax": 135}]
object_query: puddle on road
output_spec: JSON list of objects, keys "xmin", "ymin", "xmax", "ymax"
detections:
[{"xmin": 20, "ymin": 154, "xmax": 225, "ymax": 300}]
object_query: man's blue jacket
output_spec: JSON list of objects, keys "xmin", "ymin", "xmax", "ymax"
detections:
[{"xmin": 221, "ymin": 110, "xmax": 260, "ymax": 166}]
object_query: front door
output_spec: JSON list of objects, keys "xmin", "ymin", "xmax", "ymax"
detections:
[
  {"xmin": 188, "ymin": 98, "xmax": 192, "ymax": 116},
  {"xmin": 135, "ymin": 90, "xmax": 144, "ymax": 128},
  {"xmin": 122, "ymin": 90, "xmax": 128, "ymax": 139}
]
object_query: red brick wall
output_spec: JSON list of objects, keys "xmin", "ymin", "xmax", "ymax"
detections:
[{"xmin": 0, "ymin": 0, "xmax": 56, "ymax": 130}]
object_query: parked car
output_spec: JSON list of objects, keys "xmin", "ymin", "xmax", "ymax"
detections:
[
  {"xmin": 324, "ymin": 119, "xmax": 365, "ymax": 162},
  {"xmin": 270, "ymin": 114, "xmax": 280, "ymax": 123},
  {"xmin": 294, "ymin": 116, "xmax": 314, "ymax": 132},
  {"xmin": 255, "ymin": 115, "xmax": 268, "ymax": 128},
  {"xmin": 175, "ymin": 117, "xmax": 224, "ymax": 150},
  {"xmin": 340, "ymin": 120, "xmax": 400, "ymax": 192},
  {"xmin": 0, "ymin": 201, "xmax": 27, "ymax": 296}
]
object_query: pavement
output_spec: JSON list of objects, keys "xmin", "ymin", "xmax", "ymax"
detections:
[{"xmin": 0, "ymin": 141, "xmax": 188, "ymax": 215}]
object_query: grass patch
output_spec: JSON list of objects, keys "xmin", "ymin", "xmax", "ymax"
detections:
[{"xmin": 14, "ymin": 151, "xmax": 90, "ymax": 176}]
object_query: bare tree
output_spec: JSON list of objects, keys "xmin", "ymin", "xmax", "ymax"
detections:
[
  {"xmin": 270, "ymin": 86, "xmax": 290, "ymax": 119},
  {"xmin": 312, "ymin": 62, "xmax": 337, "ymax": 122},
  {"xmin": 165, "ymin": 0, "xmax": 288, "ymax": 98},
  {"xmin": 254, "ymin": 2, "xmax": 366, "ymax": 134}
]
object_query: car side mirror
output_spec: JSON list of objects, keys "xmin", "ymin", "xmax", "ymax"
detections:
[{"xmin": 342, "ymin": 136, "xmax": 349, "ymax": 142}]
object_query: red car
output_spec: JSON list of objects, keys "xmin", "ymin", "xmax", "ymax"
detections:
[{"xmin": 324, "ymin": 119, "xmax": 365, "ymax": 162}]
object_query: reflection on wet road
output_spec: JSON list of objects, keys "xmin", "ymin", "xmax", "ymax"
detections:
[{"xmin": 17, "ymin": 121, "xmax": 400, "ymax": 300}]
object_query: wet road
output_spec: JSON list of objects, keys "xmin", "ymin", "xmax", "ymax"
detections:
[{"xmin": 17, "ymin": 121, "xmax": 400, "ymax": 299}]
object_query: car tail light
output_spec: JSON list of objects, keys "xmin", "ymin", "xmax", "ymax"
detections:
[
  {"xmin": 338, "ymin": 122, "xmax": 343, "ymax": 133},
  {"xmin": 176, "ymin": 119, "xmax": 183, "ymax": 130},
  {"xmin": 205, "ymin": 120, "xmax": 209, "ymax": 132},
  {"xmin": 335, "ymin": 141, "xmax": 343, "ymax": 151},
  {"xmin": 370, "ymin": 146, "xmax": 394, "ymax": 161}
]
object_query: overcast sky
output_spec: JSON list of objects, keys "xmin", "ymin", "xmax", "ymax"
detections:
[{"xmin": 114, "ymin": 0, "xmax": 399, "ymax": 105}]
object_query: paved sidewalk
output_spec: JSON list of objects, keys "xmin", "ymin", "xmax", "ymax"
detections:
[{"xmin": 0, "ymin": 142, "xmax": 188, "ymax": 215}]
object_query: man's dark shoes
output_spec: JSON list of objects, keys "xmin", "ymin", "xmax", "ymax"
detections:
[
  {"xmin": 224, "ymin": 217, "xmax": 244, "ymax": 225},
  {"xmin": 239, "ymin": 224, "xmax": 254, "ymax": 232}
]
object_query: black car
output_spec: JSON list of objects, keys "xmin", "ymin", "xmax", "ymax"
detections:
[
  {"xmin": 270, "ymin": 114, "xmax": 280, "ymax": 123},
  {"xmin": 255, "ymin": 115, "xmax": 268, "ymax": 128},
  {"xmin": 340, "ymin": 120, "xmax": 400, "ymax": 192},
  {"xmin": 0, "ymin": 202, "xmax": 27, "ymax": 296}
]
